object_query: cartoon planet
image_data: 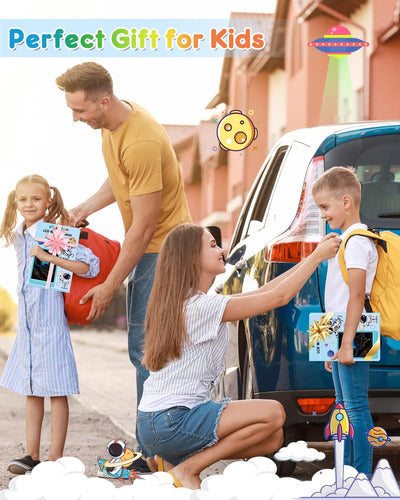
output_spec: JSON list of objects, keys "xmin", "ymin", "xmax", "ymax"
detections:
[
  {"xmin": 217, "ymin": 110, "xmax": 258, "ymax": 151},
  {"xmin": 308, "ymin": 25, "xmax": 369, "ymax": 58},
  {"xmin": 366, "ymin": 426, "xmax": 391, "ymax": 447}
]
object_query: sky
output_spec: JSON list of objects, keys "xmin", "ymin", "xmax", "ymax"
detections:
[{"xmin": 0, "ymin": 0, "xmax": 277, "ymax": 302}]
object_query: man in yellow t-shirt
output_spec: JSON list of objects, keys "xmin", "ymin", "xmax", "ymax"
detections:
[{"xmin": 56, "ymin": 62, "xmax": 191, "ymax": 468}]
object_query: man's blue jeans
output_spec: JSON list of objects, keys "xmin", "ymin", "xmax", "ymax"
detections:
[
  {"xmin": 331, "ymin": 361, "xmax": 373, "ymax": 477},
  {"xmin": 127, "ymin": 252, "xmax": 158, "ymax": 456}
]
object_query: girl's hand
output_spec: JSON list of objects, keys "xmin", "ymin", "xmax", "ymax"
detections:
[
  {"xmin": 312, "ymin": 233, "xmax": 341, "ymax": 263},
  {"xmin": 30, "ymin": 245, "xmax": 51, "ymax": 262}
]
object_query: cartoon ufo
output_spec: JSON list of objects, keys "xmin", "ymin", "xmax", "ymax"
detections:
[{"xmin": 308, "ymin": 25, "xmax": 369, "ymax": 58}]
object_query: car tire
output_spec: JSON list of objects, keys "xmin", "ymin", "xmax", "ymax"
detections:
[
  {"xmin": 272, "ymin": 454, "xmax": 297, "ymax": 477},
  {"xmin": 267, "ymin": 426, "xmax": 304, "ymax": 477},
  {"xmin": 241, "ymin": 345, "xmax": 301, "ymax": 476}
]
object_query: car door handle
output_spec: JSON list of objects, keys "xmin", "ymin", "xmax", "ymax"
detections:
[{"xmin": 234, "ymin": 258, "xmax": 248, "ymax": 271}]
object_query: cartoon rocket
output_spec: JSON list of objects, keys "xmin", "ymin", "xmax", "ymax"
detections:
[
  {"xmin": 324, "ymin": 403, "xmax": 354, "ymax": 442},
  {"xmin": 324, "ymin": 403, "xmax": 354, "ymax": 489}
]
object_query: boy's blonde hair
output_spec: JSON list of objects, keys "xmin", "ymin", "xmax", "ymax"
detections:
[
  {"xmin": 312, "ymin": 166, "xmax": 361, "ymax": 206},
  {"xmin": 0, "ymin": 174, "xmax": 70, "ymax": 246}
]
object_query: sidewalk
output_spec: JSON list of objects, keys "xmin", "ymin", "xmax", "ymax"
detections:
[
  {"xmin": 70, "ymin": 328, "xmax": 129, "ymax": 353},
  {"xmin": 0, "ymin": 349, "xmax": 136, "ymax": 489},
  {"xmin": 0, "ymin": 330, "xmax": 230, "ymax": 489},
  {"xmin": 70, "ymin": 330, "xmax": 234, "ymax": 478},
  {"xmin": 3, "ymin": 329, "xmax": 400, "ymax": 492}
]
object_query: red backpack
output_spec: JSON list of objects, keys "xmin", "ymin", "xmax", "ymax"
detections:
[{"xmin": 64, "ymin": 222, "xmax": 121, "ymax": 325}]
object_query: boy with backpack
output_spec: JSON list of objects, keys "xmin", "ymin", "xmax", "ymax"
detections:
[{"xmin": 312, "ymin": 166, "xmax": 378, "ymax": 477}]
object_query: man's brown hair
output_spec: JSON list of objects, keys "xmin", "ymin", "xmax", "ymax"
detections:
[
  {"xmin": 312, "ymin": 166, "xmax": 361, "ymax": 206},
  {"xmin": 56, "ymin": 62, "xmax": 113, "ymax": 101}
]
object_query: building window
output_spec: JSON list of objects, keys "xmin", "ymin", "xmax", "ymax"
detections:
[
  {"xmin": 291, "ymin": 19, "xmax": 303, "ymax": 76},
  {"xmin": 356, "ymin": 87, "xmax": 363, "ymax": 121}
]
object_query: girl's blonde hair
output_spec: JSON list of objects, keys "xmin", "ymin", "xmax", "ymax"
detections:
[
  {"xmin": 0, "ymin": 174, "xmax": 70, "ymax": 246},
  {"xmin": 143, "ymin": 223, "xmax": 204, "ymax": 372}
]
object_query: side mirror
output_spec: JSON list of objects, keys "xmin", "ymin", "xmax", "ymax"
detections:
[{"xmin": 247, "ymin": 220, "xmax": 263, "ymax": 236}]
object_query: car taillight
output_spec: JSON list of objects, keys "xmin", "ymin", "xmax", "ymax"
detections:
[
  {"xmin": 297, "ymin": 397, "xmax": 335, "ymax": 414},
  {"xmin": 265, "ymin": 155, "xmax": 325, "ymax": 263},
  {"xmin": 265, "ymin": 241, "xmax": 319, "ymax": 263}
]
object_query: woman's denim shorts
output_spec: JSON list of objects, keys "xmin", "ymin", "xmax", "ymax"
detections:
[{"xmin": 137, "ymin": 399, "xmax": 229, "ymax": 466}]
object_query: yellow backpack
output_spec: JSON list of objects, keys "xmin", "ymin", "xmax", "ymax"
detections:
[{"xmin": 338, "ymin": 228, "xmax": 400, "ymax": 340}]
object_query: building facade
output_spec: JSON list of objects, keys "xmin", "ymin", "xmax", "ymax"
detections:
[{"xmin": 166, "ymin": 0, "xmax": 400, "ymax": 248}]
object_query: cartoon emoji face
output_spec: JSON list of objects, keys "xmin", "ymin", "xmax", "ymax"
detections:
[{"xmin": 217, "ymin": 110, "xmax": 258, "ymax": 151}]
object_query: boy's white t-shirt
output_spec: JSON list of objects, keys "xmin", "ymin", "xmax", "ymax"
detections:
[{"xmin": 325, "ymin": 223, "xmax": 378, "ymax": 312}]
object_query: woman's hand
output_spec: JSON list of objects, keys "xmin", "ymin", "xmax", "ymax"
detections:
[
  {"xmin": 312, "ymin": 233, "xmax": 341, "ymax": 263},
  {"xmin": 30, "ymin": 245, "xmax": 52, "ymax": 263}
]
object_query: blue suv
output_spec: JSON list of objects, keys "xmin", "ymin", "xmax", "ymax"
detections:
[{"xmin": 212, "ymin": 122, "xmax": 400, "ymax": 469}]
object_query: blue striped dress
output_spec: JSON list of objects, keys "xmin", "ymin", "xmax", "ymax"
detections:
[{"xmin": 0, "ymin": 221, "xmax": 100, "ymax": 396}]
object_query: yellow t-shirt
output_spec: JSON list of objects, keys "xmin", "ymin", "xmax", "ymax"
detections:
[{"xmin": 102, "ymin": 102, "xmax": 192, "ymax": 253}]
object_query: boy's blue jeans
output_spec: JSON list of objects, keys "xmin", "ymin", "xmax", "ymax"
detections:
[
  {"xmin": 126, "ymin": 252, "xmax": 158, "ymax": 457},
  {"xmin": 331, "ymin": 361, "xmax": 373, "ymax": 477}
]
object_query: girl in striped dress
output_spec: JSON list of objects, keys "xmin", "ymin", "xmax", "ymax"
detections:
[{"xmin": 0, "ymin": 174, "xmax": 99, "ymax": 475}]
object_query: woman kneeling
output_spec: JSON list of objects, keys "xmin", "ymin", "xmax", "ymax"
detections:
[{"xmin": 137, "ymin": 223, "xmax": 340, "ymax": 489}]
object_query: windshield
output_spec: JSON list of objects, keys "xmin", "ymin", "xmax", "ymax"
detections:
[{"xmin": 324, "ymin": 133, "xmax": 400, "ymax": 230}]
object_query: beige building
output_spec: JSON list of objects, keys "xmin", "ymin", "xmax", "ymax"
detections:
[{"xmin": 165, "ymin": 0, "xmax": 400, "ymax": 247}]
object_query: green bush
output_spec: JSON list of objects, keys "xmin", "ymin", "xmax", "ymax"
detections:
[{"xmin": 0, "ymin": 287, "xmax": 16, "ymax": 332}]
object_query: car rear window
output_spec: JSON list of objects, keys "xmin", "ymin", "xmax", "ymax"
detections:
[{"xmin": 324, "ymin": 133, "xmax": 400, "ymax": 230}]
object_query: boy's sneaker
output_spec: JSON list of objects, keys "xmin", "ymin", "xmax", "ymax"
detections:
[{"xmin": 7, "ymin": 455, "xmax": 40, "ymax": 475}]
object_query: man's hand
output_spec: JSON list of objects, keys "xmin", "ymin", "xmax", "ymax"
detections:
[
  {"xmin": 80, "ymin": 282, "xmax": 116, "ymax": 321},
  {"xmin": 30, "ymin": 245, "xmax": 51, "ymax": 262},
  {"xmin": 331, "ymin": 344, "xmax": 355, "ymax": 365},
  {"xmin": 324, "ymin": 360, "xmax": 332, "ymax": 372},
  {"xmin": 68, "ymin": 178, "xmax": 116, "ymax": 227},
  {"xmin": 69, "ymin": 205, "xmax": 90, "ymax": 227}
]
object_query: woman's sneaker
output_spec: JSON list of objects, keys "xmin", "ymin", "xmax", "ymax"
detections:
[
  {"xmin": 127, "ymin": 457, "xmax": 151, "ymax": 474},
  {"xmin": 7, "ymin": 455, "xmax": 40, "ymax": 475}
]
